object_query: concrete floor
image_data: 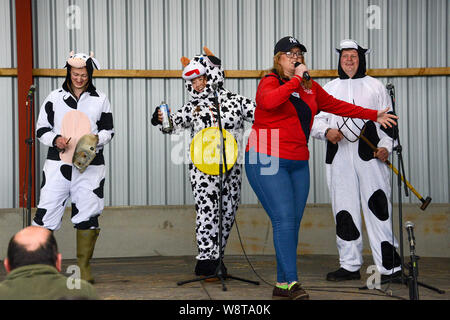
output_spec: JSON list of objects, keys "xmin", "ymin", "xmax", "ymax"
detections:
[{"xmin": 14, "ymin": 254, "xmax": 445, "ymax": 301}]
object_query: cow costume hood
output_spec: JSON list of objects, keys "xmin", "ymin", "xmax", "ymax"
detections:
[
  {"xmin": 335, "ymin": 39, "xmax": 371, "ymax": 80},
  {"xmin": 181, "ymin": 47, "xmax": 225, "ymax": 101},
  {"xmin": 63, "ymin": 51, "xmax": 101, "ymax": 94}
]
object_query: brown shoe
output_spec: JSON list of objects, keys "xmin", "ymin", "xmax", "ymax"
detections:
[
  {"xmin": 288, "ymin": 283, "xmax": 309, "ymax": 300},
  {"xmin": 272, "ymin": 283, "xmax": 309, "ymax": 300},
  {"xmin": 272, "ymin": 286, "xmax": 290, "ymax": 300}
]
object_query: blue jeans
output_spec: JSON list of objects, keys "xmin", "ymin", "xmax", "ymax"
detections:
[{"xmin": 245, "ymin": 148, "xmax": 310, "ymax": 283}]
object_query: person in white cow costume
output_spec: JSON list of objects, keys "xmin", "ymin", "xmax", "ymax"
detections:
[
  {"xmin": 311, "ymin": 39, "xmax": 402, "ymax": 282},
  {"xmin": 151, "ymin": 47, "xmax": 255, "ymax": 277},
  {"xmin": 33, "ymin": 52, "xmax": 114, "ymax": 283}
]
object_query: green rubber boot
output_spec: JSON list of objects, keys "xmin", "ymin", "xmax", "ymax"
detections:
[{"xmin": 76, "ymin": 229, "xmax": 100, "ymax": 284}]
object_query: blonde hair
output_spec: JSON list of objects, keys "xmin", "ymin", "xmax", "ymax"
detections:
[{"xmin": 264, "ymin": 52, "xmax": 312, "ymax": 89}]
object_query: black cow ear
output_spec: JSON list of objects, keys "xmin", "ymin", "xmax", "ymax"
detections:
[
  {"xmin": 207, "ymin": 55, "xmax": 221, "ymax": 67},
  {"xmin": 91, "ymin": 60, "xmax": 99, "ymax": 70},
  {"xmin": 87, "ymin": 58, "xmax": 99, "ymax": 70},
  {"xmin": 380, "ymin": 111, "xmax": 399, "ymax": 139}
]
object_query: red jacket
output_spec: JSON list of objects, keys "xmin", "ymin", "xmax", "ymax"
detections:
[{"xmin": 246, "ymin": 73, "xmax": 378, "ymax": 160}]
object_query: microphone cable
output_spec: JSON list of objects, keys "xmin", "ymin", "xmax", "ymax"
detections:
[{"xmin": 233, "ymin": 216, "xmax": 274, "ymax": 287}]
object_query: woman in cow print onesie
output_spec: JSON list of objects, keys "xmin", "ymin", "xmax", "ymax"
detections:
[
  {"xmin": 33, "ymin": 52, "xmax": 114, "ymax": 283},
  {"xmin": 152, "ymin": 47, "xmax": 255, "ymax": 276}
]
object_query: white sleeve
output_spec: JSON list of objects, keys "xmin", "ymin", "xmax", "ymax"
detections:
[
  {"xmin": 311, "ymin": 111, "xmax": 331, "ymax": 141},
  {"xmin": 35, "ymin": 94, "xmax": 58, "ymax": 147},
  {"xmin": 376, "ymin": 84, "xmax": 397, "ymax": 153},
  {"xmin": 97, "ymin": 97, "xmax": 115, "ymax": 147},
  {"xmin": 241, "ymin": 96, "xmax": 256, "ymax": 124},
  {"xmin": 169, "ymin": 102, "xmax": 194, "ymax": 134},
  {"xmin": 311, "ymin": 81, "xmax": 333, "ymax": 141}
]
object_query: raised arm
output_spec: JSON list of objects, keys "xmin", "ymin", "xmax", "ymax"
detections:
[{"xmin": 256, "ymin": 75, "xmax": 302, "ymax": 110}]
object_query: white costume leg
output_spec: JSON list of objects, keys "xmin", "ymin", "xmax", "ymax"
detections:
[
  {"xmin": 191, "ymin": 164, "xmax": 241, "ymax": 260},
  {"xmin": 220, "ymin": 164, "xmax": 242, "ymax": 257},
  {"xmin": 33, "ymin": 160, "xmax": 72, "ymax": 231},
  {"xmin": 357, "ymin": 159, "xmax": 402, "ymax": 275},
  {"xmin": 70, "ymin": 164, "xmax": 106, "ymax": 229},
  {"xmin": 328, "ymin": 146, "xmax": 364, "ymax": 272}
]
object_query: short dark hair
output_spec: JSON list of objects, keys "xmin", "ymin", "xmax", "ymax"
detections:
[{"xmin": 7, "ymin": 231, "xmax": 59, "ymax": 270}]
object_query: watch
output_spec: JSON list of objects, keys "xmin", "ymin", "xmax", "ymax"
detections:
[{"xmin": 324, "ymin": 128, "xmax": 331, "ymax": 138}]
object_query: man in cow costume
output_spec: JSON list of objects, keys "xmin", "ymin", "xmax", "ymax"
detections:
[
  {"xmin": 33, "ymin": 52, "xmax": 114, "ymax": 283},
  {"xmin": 152, "ymin": 47, "xmax": 255, "ymax": 277},
  {"xmin": 311, "ymin": 39, "xmax": 402, "ymax": 282}
]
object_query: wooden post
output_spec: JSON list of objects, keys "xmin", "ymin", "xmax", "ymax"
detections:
[{"xmin": 16, "ymin": 0, "xmax": 35, "ymax": 208}]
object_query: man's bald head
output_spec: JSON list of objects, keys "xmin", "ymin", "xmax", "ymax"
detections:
[
  {"xmin": 6, "ymin": 226, "xmax": 59, "ymax": 271},
  {"xmin": 13, "ymin": 226, "xmax": 52, "ymax": 251}
]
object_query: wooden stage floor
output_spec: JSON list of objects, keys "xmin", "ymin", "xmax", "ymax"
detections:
[{"xmin": 40, "ymin": 254, "xmax": 450, "ymax": 300}]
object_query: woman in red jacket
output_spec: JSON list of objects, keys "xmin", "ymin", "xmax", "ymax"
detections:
[{"xmin": 245, "ymin": 36, "xmax": 397, "ymax": 300}]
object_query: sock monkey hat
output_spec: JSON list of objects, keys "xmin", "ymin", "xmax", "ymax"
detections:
[
  {"xmin": 335, "ymin": 39, "xmax": 371, "ymax": 79},
  {"xmin": 180, "ymin": 47, "xmax": 225, "ymax": 100},
  {"xmin": 63, "ymin": 51, "xmax": 101, "ymax": 93}
]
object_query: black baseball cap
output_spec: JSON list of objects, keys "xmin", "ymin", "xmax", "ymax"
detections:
[{"xmin": 274, "ymin": 36, "xmax": 307, "ymax": 55}]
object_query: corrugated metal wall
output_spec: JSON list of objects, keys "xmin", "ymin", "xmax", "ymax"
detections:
[
  {"xmin": 0, "ymin": 0, "xmax": 19, "ymax": 208},
  {"xmin": 1, "ymin": 0, "xmax": 448, "ymax": 208}
]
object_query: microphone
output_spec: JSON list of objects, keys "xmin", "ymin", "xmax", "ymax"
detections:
[
  {"xmin": 386, "ymin": 83, "xmax": 394, "ymax": 91},
  {"xmin": 405, "ymin": 221, "xmax": 416, "ymax": 255},
  {"xmin": 27, "ymin": 84, "xmax": 36, "ymax": 99},
  {"xmin": 294, "ymin": 62, "xmax": 311, "ymax": 81},
  {"xmin": 386, "ymin": 82, "xmax": 395, "ymax": 106}
]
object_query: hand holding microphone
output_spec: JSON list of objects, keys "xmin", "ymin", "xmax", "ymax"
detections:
[{"xmin": 294, "ymin": 62, "xmax": 311, "ymax": 81}]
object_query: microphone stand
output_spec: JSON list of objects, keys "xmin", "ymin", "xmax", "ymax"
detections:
[
  {"xmin": 405, "ymin": 223, "xmax": 419, "ymax": 300},
  {"xmin": 391, "ymin": 83, "xmax": 408, "ymax": 286},
  {"xmin": 177, "ymin": 86, "xmax": 259, "ymax": 291},
  {"xmin": 361, "ymin": 84, "xmax": 445, "ymax": 297},
  {"xmin": 23, "ymin": 88, "xmax": 35, "ymax": 227}
]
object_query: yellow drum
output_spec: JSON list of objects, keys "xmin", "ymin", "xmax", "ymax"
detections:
[{"xmin": 190, "ymin": 127, "xmax": 238, "ymax": 175}]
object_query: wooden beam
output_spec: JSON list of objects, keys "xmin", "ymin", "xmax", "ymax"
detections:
[
  {"xmin": 31, "ymin": 69, "xmax": 183, "ymax": 78},
  {"xmin": 0, "ymin": 68, "xmax": 17, "ymax": 76},
  {"xmin": 1, "ymin": 66, "xmax": 449, "ymax": 79},
  {"xmin": 367, "ymin": 67, "xmax": 450, "ymax": 77}
]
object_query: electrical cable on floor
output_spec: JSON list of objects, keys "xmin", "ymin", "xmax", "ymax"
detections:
[{"xmin": 233, "ymin": 217, "xmax": 274, "ymax": 288}]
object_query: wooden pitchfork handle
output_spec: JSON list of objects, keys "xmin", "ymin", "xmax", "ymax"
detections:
[{"xmin": 359, "ymin": 134, "xmax": 432, "ymax": 210}]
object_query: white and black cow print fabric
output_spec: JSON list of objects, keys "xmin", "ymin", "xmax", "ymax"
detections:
[
  {"xmin": 33, "ymin": 84, "xmax": 114, "ymax": 231},
  {"xmin": 168, "ymin": 50, "xmax": 255, "ymax": 260},
  {"xmin": 311, "ymin": 75, "xmax": 402, "ymax": 275}
]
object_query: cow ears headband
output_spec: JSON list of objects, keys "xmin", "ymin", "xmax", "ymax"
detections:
[
  {"xmin": 181, "ymin": 46, "xmax": 221, "ymax": 80},
  {"xmin": 334, "ymin": 39, "xmax": 371, "ymax": 55},
  {"xmin": 66, "ymin": 51, "xmax": 101, "ymax": 70}
]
